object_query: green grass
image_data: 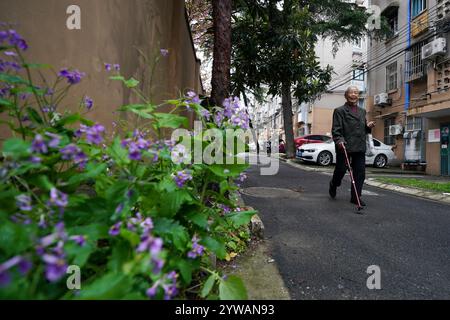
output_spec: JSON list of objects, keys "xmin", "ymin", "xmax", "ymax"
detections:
[{"xmin": 376, "ymin": 178, "xmax": 450, "ymax": 193}]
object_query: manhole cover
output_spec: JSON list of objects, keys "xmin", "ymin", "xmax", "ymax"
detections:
[{"xmin": 241, "ymin": 187, "xmax": 303, "ymax": 198}]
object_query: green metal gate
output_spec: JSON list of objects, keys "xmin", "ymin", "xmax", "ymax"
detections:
[{"xmin": 441, "ymin": 124, "xmax": 450, "ymax": 176}]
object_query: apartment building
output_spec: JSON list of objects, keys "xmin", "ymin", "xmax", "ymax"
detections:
[
  {"xmin": 368, "ymin": 0, "xmax": 450, "ymax": 176},
  {"xmin": 298, "ymin": 34, "xmax": 368, "ymax": 137}
]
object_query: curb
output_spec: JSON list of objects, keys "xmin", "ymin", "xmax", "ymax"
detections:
[
  {"xmin": 281, "ymin": 158, "xmax": 450, "ymax": 206},
  {"xmin": 365, "ymin": 179, "xmax": 450, "ymax": 205},
  {"xmin": 227, "ymin": 191, "xmax": 291, "ymax": 300}
]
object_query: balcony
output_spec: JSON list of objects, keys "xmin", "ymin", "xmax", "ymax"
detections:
[{"xmin": 411, "ymin": 10, "xmax": 429, "ymax": 38}]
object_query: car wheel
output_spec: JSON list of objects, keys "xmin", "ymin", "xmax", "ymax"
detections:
[
  {"xmin": 317, "ymin": 151, "xmax": 332, "ymax": 166},
  {"xmin": 374, "ymin": 154, "xmax": 387, "ymax": 168}
]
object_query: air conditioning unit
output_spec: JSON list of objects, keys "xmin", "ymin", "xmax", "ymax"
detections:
[
  {"xmin": 421, "ymin": 38, "xmax": 447, "ymax": 60},
  {"xmin": 389, "ymin": 124, "xmax": 403, "ymax": 136},
  {"xmin": 374, "ymin": 93, "xmax": 391, "ymax": 106}
]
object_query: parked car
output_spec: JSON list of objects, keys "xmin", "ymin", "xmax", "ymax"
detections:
[
  {"xmin": 296, "ymin": 137, "xmax": 395, "ymax": 168},
  {"xmin": 294, "ymin": 134, "xmax": 331, "ymax": 148}
]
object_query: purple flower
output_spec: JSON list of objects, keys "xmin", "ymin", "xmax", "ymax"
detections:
[
  {"xmin": 187, "ymin": 235, "xmax": 205, "ymax": 259},
  {"xmin": 172, "ymin": 170, "xmax": 193, "ymax": 188},
  {"xmin": 104, "ymin": 63, "xmax": 112, "ymax": 71},
  {"xmin": 114, "ymin": 64, "xmax": 120, "ymax": 71},
  {"xmin": 160, "ymin": 49, "xmax": 169, "ymax": 57},
  {"xmin": 45, "ymin": 132, "xmax": 61, "ymax": 148},
  {"xmin": 109, "ymin": 222, "xmax": 122, "ymax": 236},
  {"xmin": 60, "ymin": 144, "xmax": 79, "ymax": 160},
  {"xmin": 115, "ymin": 203, "xmax": 124, "ymax": 215},
  {"xmin": 84, "ymin": 96, "xmax": 93, "ymax": 110},
  {"xmin": 49, "ymin": 188, "xmax": 68, "ymax": 209},
  {"xmin": 186, "ymin": 91, "xmax": 200, "ymax": 104},
  {"xmin": 18, "ymin": 259, "xmax": 33, "ymax": 275},
  {"xmin": 16, "ymin": 194, "xmax": 32, "ymax": 211},
  {"xmin": 239, "ymin": 172, "xmax": 247, "ymax": 182},
  {"xmin": 10, "ymin": 213, "xmax": 32, "ymax": 225},
  {"xmin": 201, "ymin": 109, "xmax": 211, "ymax": 120},
  {"xmin": 58, "ymin": 68, "xmax": 85, "ymax": 85},
  {"xmin": 42, "ymin": 105, "xmax": 55, "ymax": 113},
  {"xmin": 146, "ymin": 284, "xmax": 158, "ymax": 298},
  {"xmin": 31, "ymin": 134, "xmax": 48, "ymax": 154},
  {"xmin": 85, "ymin": 123, "xmax": 105, "ymax": 145},
  {"xmin": 42, "ymin": 254, "xmax": 67, "ymax": 282},
  {"xmin": 70, "ymin": 235, "xmax": 86, "ymax": 246},
  {"xmin": 128, "ymin": 143, "xmax": 141, "ymax": 161},
  {"xmin": 214, "ymin": 111, "xmax": 224, "ymax": 127},
  {"xmin": 0, "ymin": 271, "xmax": 11, "ymax": 287},
  {"xmin": 4, "ymin": 51, "xmax": 17, "ymax": 56},
  {"xmin": 152, "ymin": 258, "xmax": 165, "ymax": 274},
  {"xmin": 7, "ymin": 30, "xmax": 28, "ymax": 50},
  {"xmin": 137, "ymin": 236, "xmax": 163, "ymax": 256}
]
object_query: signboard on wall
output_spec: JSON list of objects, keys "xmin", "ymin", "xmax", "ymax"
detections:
[{"xmin": 428, "ymin": 129, "xmax": 441, "ymax": 143}]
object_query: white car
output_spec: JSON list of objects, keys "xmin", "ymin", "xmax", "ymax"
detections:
[{"xmin": 296, "ymin": 138, "xmax": 396, "ymax": 168}]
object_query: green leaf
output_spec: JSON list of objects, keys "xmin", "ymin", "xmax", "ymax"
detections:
[
  {"xmin": 109, "ymin": 76, "xmax": 125, "ymax": 81},
  {"xmin": 0, "ymin": 97, "xmax": 12, "ymax": 106},
  {"xmin": 202, "ymin": 236, "xmax": 226, "ymax": 259},
  {"xmin": 118, "ymin": 104, "xmax": 154, "ymax": 119},
  {"xmin": 65, "ymin": 242, "xmax": 94, "ymax": 267},
  {"xmin": 186, "ymin": 211, "xmax": 209, "ymax": 229},
  {"xmin": 77, "ymin": 273, "xmax": 132, "ymax": 299},
  {"xmin": 57, "ymin": 113, "xmax": 83, "ymax": 126},
  {"xmin": 2, "ymin": 138, "xmax": 30, "ymax": 158},
  {"xmin": 176, "ymin": 259, "xmax": 194, "ymax": 284},
  {"xmin": 26, "ymin": 107, "xmax": 44, "ymax": 124},
  {"xmin": 208, "ymin": 164, "xmax": 249, "ymax": 177},
  {"xmin": 107, "ymin": 137, "xmax": 130, "ymax": 166},
  {"xmin": 108, "ymin": 240, "xmax": 133, "ymax": 273},
  {"xmin": 124, "ymin": 77, "xmax": 139, "ymax": 88},
  {"xmin": 201, "ymin": 275, "xmax": 216, "ymax": 298},
  {"xmin": 0, "ymin": 222, "xmax": 34, "ymax": 256},
  {"xmin": 23, "ymin": 63, "xmax": 52, "ymax": 69},
  {"xmin": 158, "ymin": 189, "xmax": 192, "ymax": 217},
  {"xmin": 0, "ymin": 73, "xmax": 29, "ymax": 85},
  {"xmin": 219, "ymin": 275, "xmax": 247, "ymax": 300},
  {"xmin": 120, "ymin": 229, "xmax": 140, "ymax": 247},
  {"xmin": 153, "ymin": 218, "xmax": 189, "ymax": 251},
  {"xmin": 154, "ymin": 113, "xmax": 188, "ymax": 129},
  {"xmin": 227, "ymin": 210, "xmax": 257, "ymax": 228},
  {"xmin": 67, "ymin": 163, "xmax": 107, "ymax": 185}
]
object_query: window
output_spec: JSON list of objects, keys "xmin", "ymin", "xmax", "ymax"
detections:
[
  {"xmin": 406, "ymin": 116, "xmax": 422, "ymax": 131},
  {"xmin": 353, "ymin": 38, "xmax": 362, "ymax": 51},
  {"xmin": 353, "ymin": 68, "xmax": 365, "ymax": 81},
  {"xmin": 386, "ymin": 62, "xmax": 398, "ymax": 91},
  {"xmin": 373, "ymin": 139, "xmax": 381, "ymax": 147},
  {"xmin": 382, "ymin": 6, "xmax": 399, "ymax": 38},
  {"xmin": 406, "ymin": 41, "xmax": 426, "ymax": 82},
  {"xmin": 412, "ymin": 0, "xmax": 426, "ymax": 18},
  {"xmin": 384, "ymin": 118, "xmax": 396, "ymax": 145}
]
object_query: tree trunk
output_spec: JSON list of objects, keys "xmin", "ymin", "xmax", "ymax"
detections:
[
  {"xmin": 211, "ymin": 0, "xmax": 232, "ymax": 107},
  {"xmin": 281, "ymin": 81, "xmax": 295, "ymax": 158}
]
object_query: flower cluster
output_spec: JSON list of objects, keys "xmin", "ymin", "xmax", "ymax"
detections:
[
  {"xmin": 187, "ymin": 235, "xmax": 204, "ymax": 259},
  {"xmin": 16, "ymin": 194, "xmax": 32, "ymax": 211},
  {"xmin": 172, "ymin": 170, "xmax": 192, "ymax": 188},
  {"xmin": 0, "ymin": 29, "xmax": 28, "ymax": 51},
  {"xmin": 30, "ymin": 132, "xmax": 61, "ymax": 155},
  {"xmin": 104, "ymin": 63, "xmax": 120, "ymax": 72},
  {"xmin": 146, "ymin": 271, "xmax": 178, "ymax": 300},
  {"xmin": 171, "ymin": 144, "xmax": 190, "ymax": 165},
  {"xmin": 58, "ymin": 68, "xmax": 85, "ymax": 85},
  {"xmin": 75, "ymin": 123, "xmax": 105, "ymax": 145},
  {"xmin": 121, "ymin": 134, "xmax": 151, "ymax": 161},
  {"xmin": 0, "ymin": 255, "xmax": 32, "ymax": 287},
  {"xmin": 84, "ymin": 96, "xmax": 93, "ymax": 110},
  {"xmin": 60, "ymin": 144, "xmax": 88, "ymax": 169}
]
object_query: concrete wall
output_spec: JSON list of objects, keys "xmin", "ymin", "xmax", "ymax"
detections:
[{"xmin": 0, "ymin": 0, "xmax": 202, "ymax": 139}]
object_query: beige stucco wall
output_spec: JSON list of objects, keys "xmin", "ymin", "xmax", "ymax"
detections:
[
  {"xmin": 0, "ymin": 0, "xmax": 202, "ymax": 140},
  {"xmin": 311, "ymin": 107, "xmax": 333, "ymax": 136}
]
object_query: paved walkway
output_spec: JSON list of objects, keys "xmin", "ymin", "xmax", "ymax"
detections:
[{"xmin": 240, "ymin": 157, "xmax": 450, "ymax": 299}]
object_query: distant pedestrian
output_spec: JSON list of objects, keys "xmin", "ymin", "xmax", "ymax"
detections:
[
  {"xmin": 328, "ymin": 86, "xmax": 376, "ymax": 207},
  {"xmin": 266, "ymin": 140, "xmax": 272, "ymax": 157}
]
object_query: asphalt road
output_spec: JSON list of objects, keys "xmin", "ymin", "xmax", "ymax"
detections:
[{"xmin": 240, "ymin": 157, "xmax": 450, "ymax": 299}]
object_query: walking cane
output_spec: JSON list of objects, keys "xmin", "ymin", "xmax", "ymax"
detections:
[{"xmin": 339, "ymin": 142, "xmax": 364, "ymax": 212}]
